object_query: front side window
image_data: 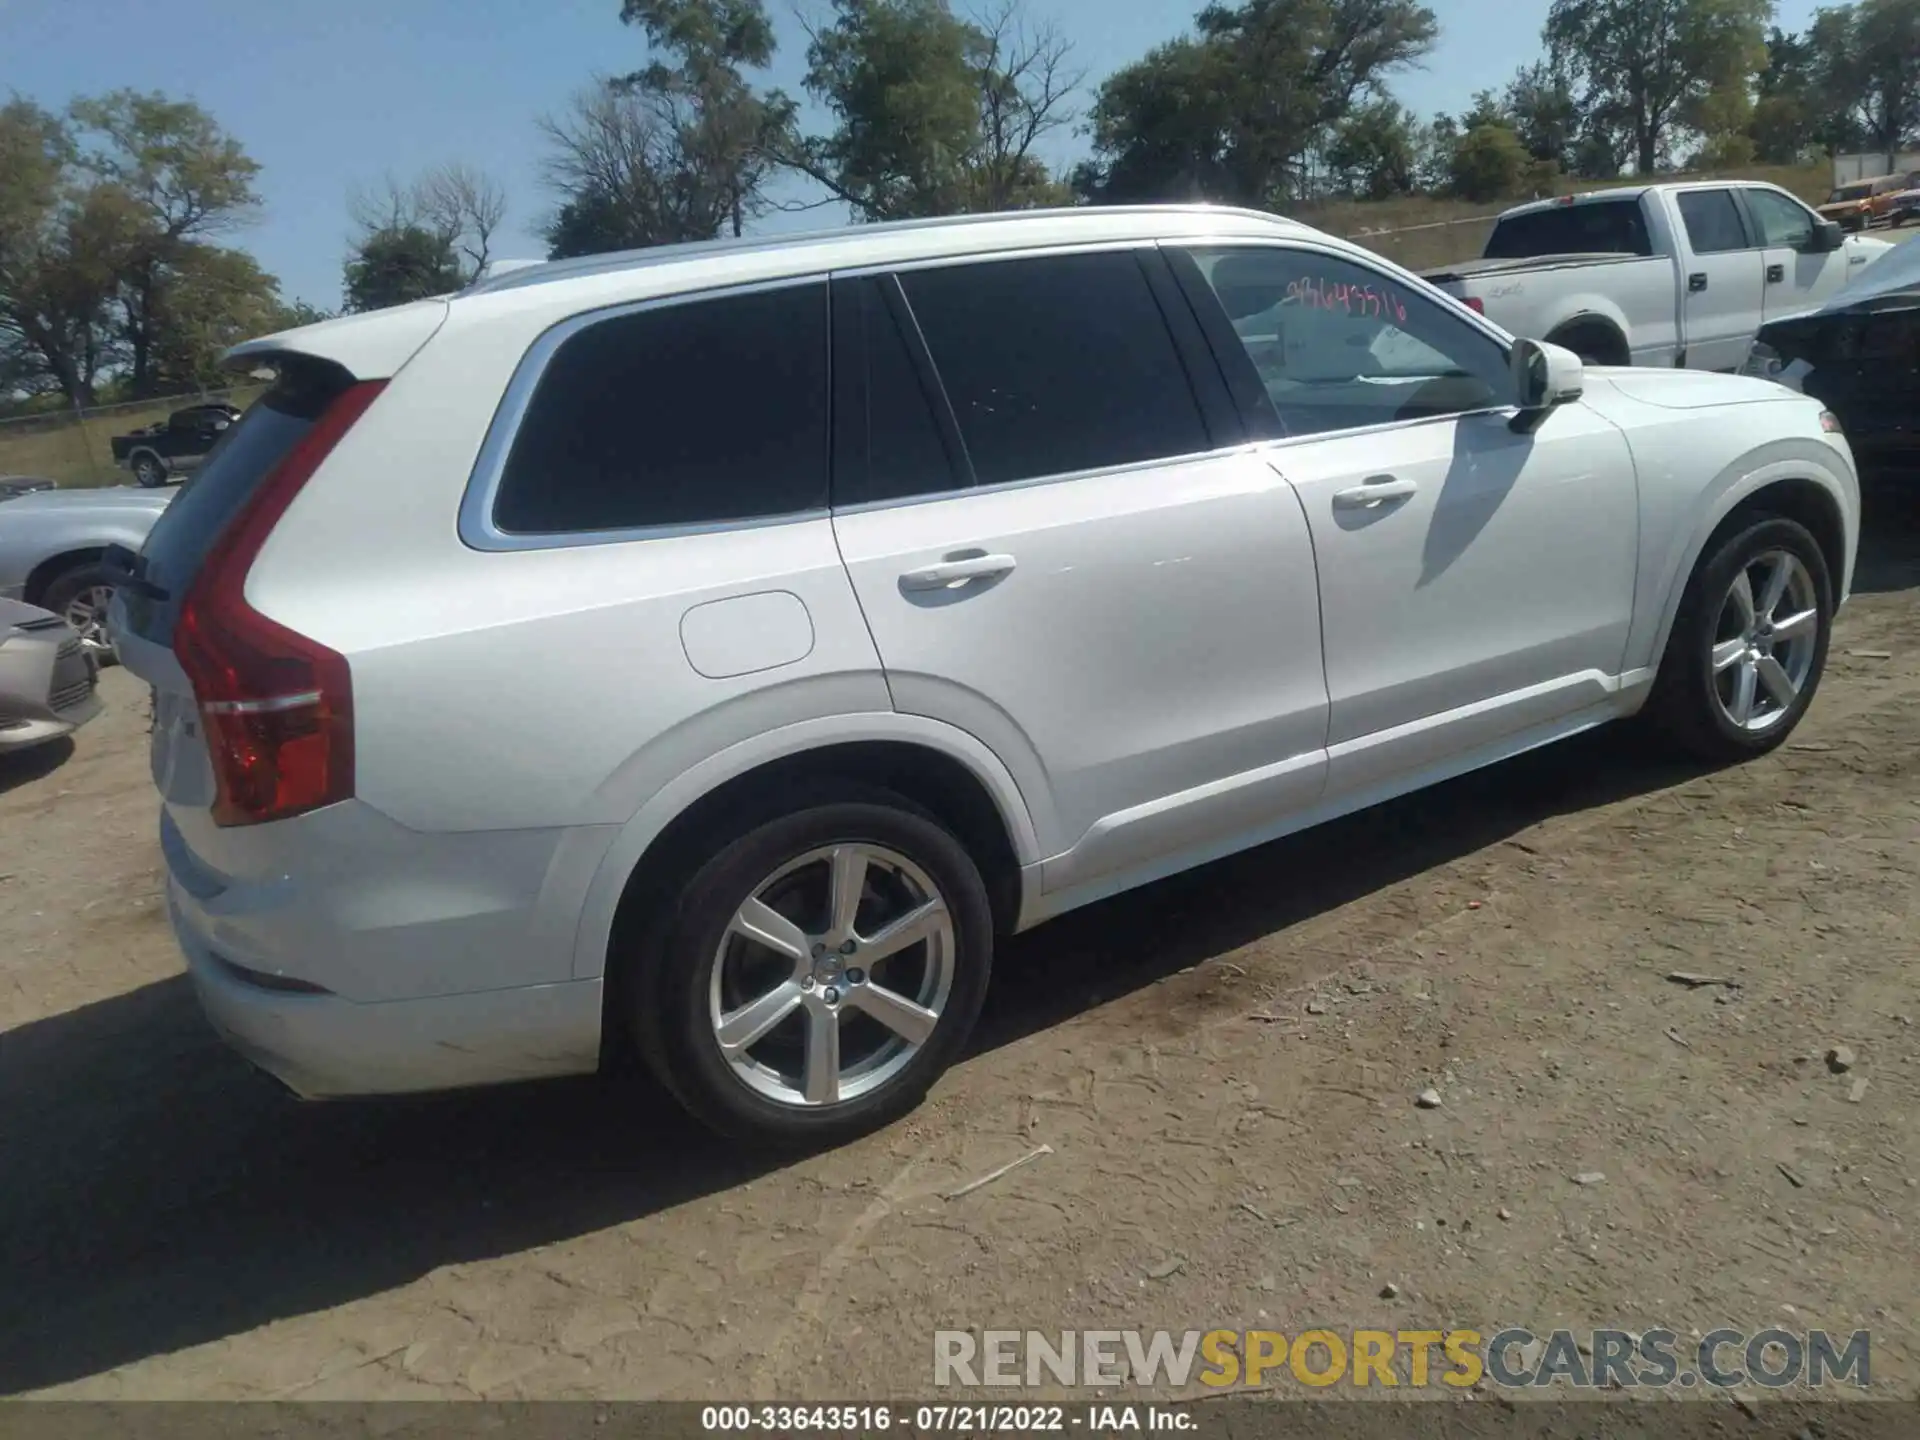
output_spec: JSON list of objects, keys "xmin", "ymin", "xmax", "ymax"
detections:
[
  {"xmin": 1746, "ymin": 189, "xmax": 1816, "ymax": 249},
  {"xmin": 1180, "ymin": 246, "xmax": 1511, "ymax": 438},
  {"xmin": 1677, "ymin": 189, "xmax": 1749, "ymax": 254},
  {"xmin": 896, "ymin": 250, "xmax": 1210, "ymax": 486},
  {"xmin": 491, "ymin": 281, "xmax": 829, "ymax": 535}
]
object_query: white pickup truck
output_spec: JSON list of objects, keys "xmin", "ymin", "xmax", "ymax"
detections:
[{"xmin": 1423, "ymin": 180, "xmax": 1896, "ymax": 371}]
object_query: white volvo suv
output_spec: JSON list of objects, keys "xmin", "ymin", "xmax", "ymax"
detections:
[{"xmin": 115, "ymin": 206, "xmax": 1859, "ymax": 1146}]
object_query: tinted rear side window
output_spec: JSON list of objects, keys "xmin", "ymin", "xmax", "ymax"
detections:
[
  {"xmin": 1677, "ymin": 190, "xmax": 1749, "ymax": 253},
  {"xmin": 128, "ymin": 357, "xmax": 352, "ymax": 645},
  {"xmin": 491, "ymin": 282, "xmax": 828, "ymax": 535},
  {"xmin": 1484, "ymin": 200, "xmax": 1653, "ymax": 259},
  {"xmin": 897, "ymin": 251, "xmax": 1209, "ymax": 486}
]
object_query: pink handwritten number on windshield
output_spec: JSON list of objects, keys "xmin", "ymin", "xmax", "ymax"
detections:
[{"xmin": 1284, "ymin": 277, "xmax": 1408, "ymax": 325}]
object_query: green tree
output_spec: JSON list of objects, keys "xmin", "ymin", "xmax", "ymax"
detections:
[
  {"xmin": 67, "ymin": 90, "xmax": 263, "ymax": 396},
  {"xmin": 1, "ymin": 94, "xmax": 277, "ymax": 405},
  {"xmin": 1817, "ymin": 0, "xmax": 1920, "ymax": 158},
  {"xmin": 618, "ymin": 0, "xmax": 794, "ymax": 237},
  {"xmin": 1545, "ymin": 0, "xmax": 1773, "ymax": 174},
  {"xmin": 1504, "ymin": 61, "xmax": 1580, "ymax": 169},
  {"xmin": 342, "ymin": 225, "xmax": 463, "ymax": 312},
  {"xmin": 1449, "ymin": 122, "xmax": 1531, "ymax": 200},
  {"xmin": 1079, "ymin": 0, "xmax": 1439, "ymax": 206},
  {"xmin": 790, "ymin": 0, "xmax": 1079, "ymax": 220},
  {"xmin": 1324, "ymin": 99, "xmax": 1420, "ymax": 198}
]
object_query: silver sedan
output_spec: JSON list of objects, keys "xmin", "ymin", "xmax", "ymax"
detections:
[
  {"xmin": 0, "ymin": 599, "xmax": 101, "ymax": 753},
  {"xmin": 0, "ymin": 485, "xmax": 173, "ymax": 658}
]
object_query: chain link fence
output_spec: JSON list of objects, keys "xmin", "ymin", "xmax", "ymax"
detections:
[{"xmin": 0, "ymin": 386, "xmax": 266, "ymax": 490}]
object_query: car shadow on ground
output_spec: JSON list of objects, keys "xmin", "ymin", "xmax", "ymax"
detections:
[
  {"xmin": 1855, "ymin": 473, "xmax": 1920, "ymax": 594},
  {"xmin": 0, "ymin": 735, "xmax": 74, "ymax": 797},
  {"xmin": 3, "ymin": 493, "xmax": 1917, "ymax": 1396}
]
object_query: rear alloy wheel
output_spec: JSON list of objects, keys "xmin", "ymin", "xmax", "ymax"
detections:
[
  {"xmin": 636, "ymin": 795, "xmax": 993, "ymax": 1146},
  {"xmin": 132, "ymin": 453, "xmax": 167, "ymax": 488},
  {"xmin": 1648, "ymin": 516, "xmax": 1833, "ymax": 762}
]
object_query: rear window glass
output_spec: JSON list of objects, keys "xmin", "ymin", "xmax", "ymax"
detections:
[
  {"xmin": 126, "ymin": 358, "xmax": 351, "ymax": 645},
  {"xmin": 490, "ymin": 282, "xmax": 829, "ymax": 535},
  {"xmin": 1485, "ymin": 200, "xmax": 1654, "ymax": 259}
]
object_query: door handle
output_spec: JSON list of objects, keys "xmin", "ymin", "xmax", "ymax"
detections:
[
  {"xmin": 1688, "ymin": 272, "xmax": 1709, "ymax": 293},
  {"xmin": 1767, "ymin": 263, "xmax": 1786, "ymax": 283},
  {"xmin": 1332, "ymin": 476, "xmax": 1418, "ymax": 509},
  {"xmin": 899, "ymin": 553, "xmax": 1017, "ymax": 591}
]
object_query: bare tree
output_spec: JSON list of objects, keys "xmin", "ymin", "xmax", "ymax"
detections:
[
  {"xmin": 537, "ymin": 82, "xmax": 725, "ymax": 256},
  {"xmin": 346, "ymin": 162, "xmax": 509, "ymax": 282},
  {"xmin": 966, "ymin": 1, "xmax": 1082, "ymax": 210},
  {"xmin": 417, "ymin": 163, "xmax": 507, "ymax": 275}
]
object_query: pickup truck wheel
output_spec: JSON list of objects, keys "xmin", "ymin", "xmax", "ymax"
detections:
[
  {"xmin": 131, "ymin": 452, "xmax": 167, "ymax": 488},
  {"xmin": 629, "ymin": 789, "xmax": 994, "ymax": 1148},
  {"xmin": 41, "ymin": 561, "xmax": 125, "ymax": 664},
  {"xmin": 1646, "ymin": 516, "xmax": 1832, "ymax": 763}
]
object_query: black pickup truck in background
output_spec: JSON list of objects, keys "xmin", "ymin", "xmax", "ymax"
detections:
[{"xmin": 109, "ymin": 402, "xmax": 241, "ymax": 488}]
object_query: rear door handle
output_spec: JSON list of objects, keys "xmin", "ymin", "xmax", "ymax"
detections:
[
  {"xmin": 1767, "ymin": 263, "xmax": 1786, "ymax": 283},
  {"xmin": 1688, "ymin": 272, "xmax": 1709, "ymax": 293},
  {"xmin": 900, "ymin": 553, "xmax": 1017, "ymax": 590},
  {"xmin": 1332, "ymin": 476, "xmax": 1418, "ymax": 509}
]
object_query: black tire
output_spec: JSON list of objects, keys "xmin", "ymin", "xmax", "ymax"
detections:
[
  {"xmin": 40, "ymin": 561, "xmax": 124, "ymax": 665},
  {"xmin": 628, "ymin": 787, "xmax": 994, "ymax": 1148},
  {"xmin": 1645, "ymin": 515, "xmax": 1833, "ymax": 763},
  {"xmin": 1545, "ymin": 324, "xmax": 1627, "ymax": 368},
  {"xmin": 131, "ymin": 452, "xmax": 167, "ymax": 488}
]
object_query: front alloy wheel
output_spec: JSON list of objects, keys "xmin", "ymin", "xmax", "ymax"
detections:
[
  {"xmin": 1649, "ymin": 515, "xmax": 1833, "ymax": 761},
  {"xmin": 1709, "ymin": 549, "xmax": 1821, "ymax": 735}
]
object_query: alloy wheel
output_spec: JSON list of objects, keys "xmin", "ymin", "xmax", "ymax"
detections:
[
  {"xmin": 62, "ymin": 584, "xmax": 117, "ymax": 656},
  {"xmin": 708, "ymin": 842, "xmax": 956, "ymax": 1108},
  {"xmin": 1709, "ymin": 548, "xmax": 1820, "ymax": 734}
]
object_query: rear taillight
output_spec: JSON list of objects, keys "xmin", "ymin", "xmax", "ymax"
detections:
[
  {"xmin": 1461, "ymin": 296, "xmax": 1486, "ymax": 314},
  {"xmin": 175, "ymin": 379, "xmax": 385, "ymax": 827}
]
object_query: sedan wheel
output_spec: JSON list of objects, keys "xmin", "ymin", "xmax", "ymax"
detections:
[
  {"xmin": 61, "ymin": 584, "xmax": 118, "ymax": 657},
  {"xmin": 635, "ymin": 792, "xmax": 994, "ymax": 1147}
]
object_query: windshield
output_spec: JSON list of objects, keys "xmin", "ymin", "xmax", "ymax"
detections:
[{"xmin": 1831, "ymin": 185, "xmax": 1872, "ymax": 202}]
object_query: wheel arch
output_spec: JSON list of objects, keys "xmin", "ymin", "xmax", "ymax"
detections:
[
  {"xmin": 1545, "ymin": 310, "xmax": 1632, "ymax": 365},
  {"xmin": 23, "ymin": 547, "xmax": 109, "ymax": 607},
  {"xmin": 1638, "ymin": 460, "xmax": 1854, "ymax": 683},
  {"xmin": 572, "ymin": 714, "xmax": 1044, "ymax": 992}
]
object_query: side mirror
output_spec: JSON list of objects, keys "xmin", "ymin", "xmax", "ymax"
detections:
[
  {"xmin": 1806, "ymin": 220, "xmax": 1845, "ymax": 253},
  {"xmin": 1511, "ymin": 337, "xmax": 1584, "ymax": 429}
]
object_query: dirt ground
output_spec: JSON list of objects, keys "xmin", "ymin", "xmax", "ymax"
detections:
[{"xmin": 4, "ymin": 486, "xmax": 1919, "ymax": 1406}]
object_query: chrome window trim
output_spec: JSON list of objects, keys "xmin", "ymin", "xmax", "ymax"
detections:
[{"xmin": 458, "ymin": 273, "xmax": 831, "ymax": 553}]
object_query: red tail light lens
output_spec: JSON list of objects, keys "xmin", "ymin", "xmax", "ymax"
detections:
[
  {"xmin": 1462, "ymin": 296, "xmax": 1486, "ymax": 314},
  {"xmin": 175, "ymin": 379, "xmax": 385, "ymax": 827}
]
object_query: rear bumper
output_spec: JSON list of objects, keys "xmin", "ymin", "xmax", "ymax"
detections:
[
  {"xmin": 170, "ymin": 884, "xmax": 605, "ymax": 1098},
  {"xmin": 157, "ymin": 799, "xmax": 610, "ymax": 1098}
]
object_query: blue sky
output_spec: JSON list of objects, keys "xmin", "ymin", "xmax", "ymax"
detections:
[{"xmin": 0, "ymin": 0, "xmax": 1825, "ymax": 310}]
